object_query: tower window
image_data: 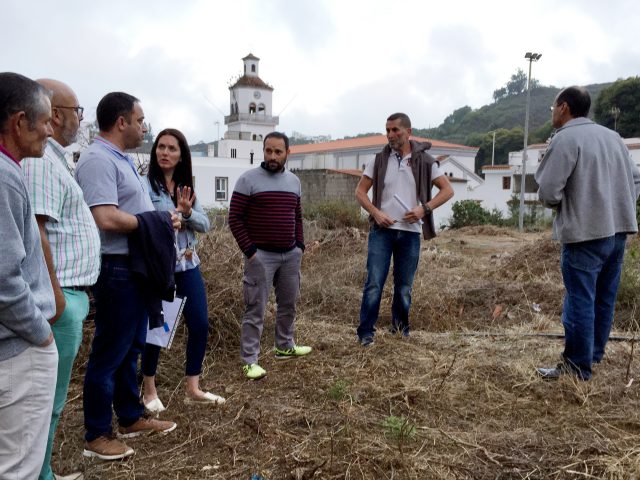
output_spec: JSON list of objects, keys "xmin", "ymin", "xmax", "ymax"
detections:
[
  {"xmin": 231, "ymin": 148, "xmax": 237, "ymax": 159},
  {"xmin": 251, "ymin": 64, "xmax": 256, "ymax": 73},
  {"xmin": 258, "ymin": 103, "xmax": 265, "ymax": 113},
  {"xmin": 249, "ymin": 103, "xmax": 256, "ymax": 114}
]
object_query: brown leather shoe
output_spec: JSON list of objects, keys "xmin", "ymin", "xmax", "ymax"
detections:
[
  {"xmin": 83, "ymin": 435, "xmax": 134, "ymax": 460},
  {"xmin": 117, "ymin": 416, "xmax": 177, "ymax": 438}
]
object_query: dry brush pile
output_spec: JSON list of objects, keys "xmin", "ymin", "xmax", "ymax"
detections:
[{"xmin": 55, "ymin": 225, "xmax": 640, "ymax": 479}]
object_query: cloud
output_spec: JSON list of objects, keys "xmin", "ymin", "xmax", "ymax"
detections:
[{"xmin": 3, "ymin": 0, "xmax": 640, "ymax": 143}]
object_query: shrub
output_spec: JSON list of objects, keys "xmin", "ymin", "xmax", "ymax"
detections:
[
  {"xmin": 617, "ymin": 238, "xmax": 640, "ymax": 310},
  {"xmin": 449, "ymin": 200, "xmax": 489, "ymax": 228},
  {"xmin": 303, "ymin": 200, "xmax": 368, "ymax": 230}
]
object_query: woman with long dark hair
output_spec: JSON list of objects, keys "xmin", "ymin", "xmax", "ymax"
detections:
[{"xmin": 141, "ymin": 128, "xmax": 224, "ymax": 411}]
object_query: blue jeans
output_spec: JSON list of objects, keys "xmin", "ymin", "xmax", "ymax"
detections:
[
  {"xmin": 142, "ymin": 266, "xmax": 209, "ymax": 377},
  {"xmin": 561, "ymin": 233, "xmax": 627, "ymax": 380},
  {"xmin": 357, "ymin": 226, "xmax": 421, "ymax": 339},
  {"xmin": 83, "ymin": 256, "xmax": 148, "ymax": 442}
]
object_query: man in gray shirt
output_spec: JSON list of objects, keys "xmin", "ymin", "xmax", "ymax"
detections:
[
  {"xmin": 535, "ymin": 86, "xmax": 640, "ymax": 381},
  {"xmin": 76, "ymin": 92, "xmax": 179, "ymax": 460},
  {"xmin": 0, "ymin": 72, "xmax": 58, "ymax": 479}
]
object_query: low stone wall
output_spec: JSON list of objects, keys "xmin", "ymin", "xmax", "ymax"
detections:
[{"xmin": 293, "ymin": 169, "xmax": 361, "ymax": 206}]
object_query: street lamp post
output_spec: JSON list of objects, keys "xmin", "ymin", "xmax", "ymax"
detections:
[
  {"xmin": 610, "ymin": 106, "xmax": 620, "ymax": 131},
  {"xmin": 491, "ymin": 130, "xmax": 496, "ymax": 166},
  {"xmin": 518, "ymin": 52, "xmax": 542, "ymax": 231}
]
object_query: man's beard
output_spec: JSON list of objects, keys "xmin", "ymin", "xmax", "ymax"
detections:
[
  {"xmin": 61, "ymin": 122, "xmax": 78, "ymax": 146},
  {"xmin": 265, "ymin": 158, "xmax": 285, "ymax": 172}
]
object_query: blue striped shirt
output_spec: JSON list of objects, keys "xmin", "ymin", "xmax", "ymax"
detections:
[{"xmin": 22, "ymin": 138, "xmax": 101, "ymax": 287}]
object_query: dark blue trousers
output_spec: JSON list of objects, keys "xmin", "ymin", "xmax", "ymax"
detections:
[{"xmin": 83, "ymin": 256, "xmax": 147, "ymax": 441}]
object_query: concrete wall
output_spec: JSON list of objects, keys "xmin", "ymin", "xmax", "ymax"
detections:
[{"xmin": 294, "ymin": 170, "xmax": 361, "ymax": 206}]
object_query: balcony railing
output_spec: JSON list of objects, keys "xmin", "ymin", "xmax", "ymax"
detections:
[{"xmin": 224, "ymin": 113, "xmax": 279, "ymax": 125}]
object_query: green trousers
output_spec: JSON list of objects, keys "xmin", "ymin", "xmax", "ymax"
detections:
[{"xmin": 39, "ymin": 289, "xmax": 89, "ymax": 480}]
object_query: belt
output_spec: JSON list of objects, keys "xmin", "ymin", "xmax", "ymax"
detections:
[
  {"xmin": 65, "ymin": 285, "xmax": 91, "ymax": 292},
  {"xmin": 102, "ymin": 254, "xmax": 129, "ymax": 260}
]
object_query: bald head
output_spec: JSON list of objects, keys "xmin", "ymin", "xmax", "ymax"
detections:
[{"xmin": 37, "ymin": 78, "xmax": 82, "ymax": 147}]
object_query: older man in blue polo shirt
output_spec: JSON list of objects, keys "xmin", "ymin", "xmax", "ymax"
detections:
[{"xmin": 75, "ymin": 92, "xmax": 180, "ymax": 460}]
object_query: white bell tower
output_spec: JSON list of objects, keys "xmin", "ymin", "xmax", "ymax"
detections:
[{"xmin": 223, "ymin": 53, "xmax": 279, "ymax": 146}]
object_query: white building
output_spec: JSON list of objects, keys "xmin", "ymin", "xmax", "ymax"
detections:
[
  {"xmin": 288, "ymin": 135, "xmax": 478, "ymax": 172},
  {"xmin": 478, "ymin": 137, "xmax": 640, "ymax": 217},
  {"xmin": 288, "ymin": 136, "xmax": 481, "ymax": 228}
]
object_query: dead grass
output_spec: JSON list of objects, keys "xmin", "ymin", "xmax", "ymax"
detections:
[{"xmin": 53, "ymin": 226, "xmax": 640, "ymax": 479}]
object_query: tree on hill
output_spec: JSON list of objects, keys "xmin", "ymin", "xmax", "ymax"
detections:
[
  {"xmin": 493, "ymin": 69, "xmax": 541, "ymax": 101},
  {"xmin": 593, "ymin": 77, "xmax": 640, "ymax": 137}
]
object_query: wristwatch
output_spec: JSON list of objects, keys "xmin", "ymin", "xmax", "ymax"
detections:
[{"xmin": 421, "ymin": 202, "xmax": 432, "ymax": 216}]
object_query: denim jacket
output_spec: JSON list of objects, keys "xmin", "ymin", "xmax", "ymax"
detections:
[{"xmin": 142, "ymin": 176, "xmax": 210, "ymax": 272}]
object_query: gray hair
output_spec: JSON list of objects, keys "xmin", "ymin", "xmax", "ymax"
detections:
[{"xmin": 0, "ymin": 72, "xmax": 51, "ymax": 132}]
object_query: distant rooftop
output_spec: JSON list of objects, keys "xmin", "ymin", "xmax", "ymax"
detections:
[{"xmin": 290, "ymin": 135, "xmax": 477, "ymax": 155}]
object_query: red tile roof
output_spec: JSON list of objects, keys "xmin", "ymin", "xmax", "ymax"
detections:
[
  {"xmin": 289, "ymin": 135, "xmax": 477, "ymax": 155},
  {"xmin": 229, "ymin": 75, "xmax": 273, "ymax": 91}
]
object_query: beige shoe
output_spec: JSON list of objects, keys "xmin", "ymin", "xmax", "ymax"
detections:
[
  {"xmin": 184, "ymin": 391, "xmax": 226, "ymax": 405},
  {"xmin": 83, "ymin": 435, "xmax": 134, "ymax": 461},
  {"xmin": 143, "ymin": 396, "xmax": 166, "ymax": 413},
  {"xmin": 117, "ymin": 416, "xmax": 177, "ymax": 438}
]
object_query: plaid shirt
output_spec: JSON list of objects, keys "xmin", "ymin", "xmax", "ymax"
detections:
[{"xmin": 22, "ymin": 138, "xmax": 101, "ymax": 287}]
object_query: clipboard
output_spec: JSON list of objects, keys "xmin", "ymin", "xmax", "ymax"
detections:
[{"xmin": 146, "ymin": 296, "xmax": 187, "ymax": 349}]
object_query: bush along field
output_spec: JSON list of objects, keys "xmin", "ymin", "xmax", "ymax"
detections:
[{"xmin": 55, "ymin": 202, "xmax": 640, "ymax": 479}]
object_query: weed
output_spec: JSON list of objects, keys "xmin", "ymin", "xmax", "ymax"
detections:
[
  {"xmin": 303, "ymin": 200, "xmax": 368, "ymax": 230},
  {"xmin": 328, "ymin": 379, "xmax": 349, "ymax": 401},
  {"xmin": 381, "ymin": 415, "xmax": 416, "ymax": 440}
]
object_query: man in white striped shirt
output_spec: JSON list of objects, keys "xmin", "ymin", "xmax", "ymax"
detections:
[{"xmin": 22, "ymin": 79, "xmax": 100, "ymax": 480}]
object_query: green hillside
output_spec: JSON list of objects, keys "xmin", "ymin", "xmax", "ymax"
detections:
[{"xmin": 413, "ymin": 83, "xmax": 612, "ymax": 146}]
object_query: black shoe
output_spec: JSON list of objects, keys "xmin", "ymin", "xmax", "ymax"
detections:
[
  {"xmin": 360, "ymin": 336, "xmax": 374, "ymax": 347},
  {"xmin": 536, "ymin": 366, "xmax": 566, "ymax": 380},
  {"xmin": 537, "ymin": 362, "xmax": 585, "ymax": 381}
]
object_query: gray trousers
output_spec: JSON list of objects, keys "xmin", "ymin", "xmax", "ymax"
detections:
[
  {"xmin": 0, "ymin": 343, "xmax": 58, "ymax": 480},
  {"xmin": 241, "ymin": 247, "xmax": 302, "ymax": 364}
]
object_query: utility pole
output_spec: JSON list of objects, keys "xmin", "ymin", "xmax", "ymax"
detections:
[
  {"xmin": 491, "ymin": 130, "xmax": 496, "ymax": 166},
  {"xmin": 610, "ymin": 106, "xmax": 620, "ymax": 132},
  {"xmin": 518, "ymin": 52, "xmax": 542, "ymax": 231}
]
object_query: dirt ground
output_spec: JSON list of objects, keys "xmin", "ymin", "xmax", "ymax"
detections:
[{"xmin": 54, "ymin": 226, "xmax": 640, "ymax": 479}]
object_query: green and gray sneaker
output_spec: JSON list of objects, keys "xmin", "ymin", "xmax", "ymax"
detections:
[
  {"xmin": 243, "ymin": 363, "xmax": 267, "ymax": 380},
  {"xmin": 274, "ymin": 345, "xmax": 312, "ymax": 359}
]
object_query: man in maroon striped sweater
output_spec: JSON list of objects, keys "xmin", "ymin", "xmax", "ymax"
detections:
[{"xmin": 229, "ymin": 132, "xmax": 311, "ymax": 380}]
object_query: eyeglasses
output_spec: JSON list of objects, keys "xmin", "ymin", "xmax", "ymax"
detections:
[
  {"xmin": 550, "ymin": 102, "xmax": 565, "ymax": 112},
  {"xmin": 54, "ymin": 105, "xmax": 84, "ymax": 118}
]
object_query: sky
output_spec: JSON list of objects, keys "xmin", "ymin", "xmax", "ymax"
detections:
[{"xmin": 4, "ymin": 0, "xmax": 639, "ymax": 144}]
